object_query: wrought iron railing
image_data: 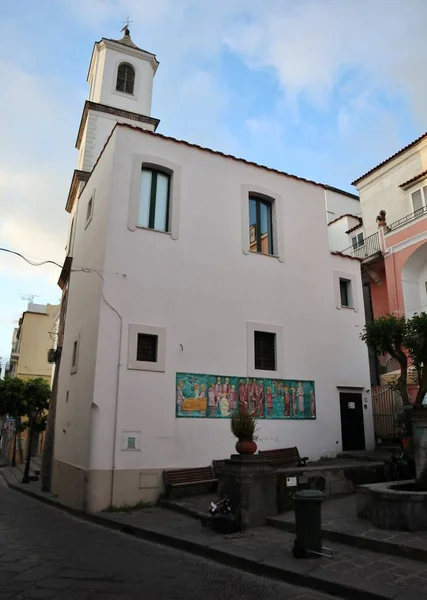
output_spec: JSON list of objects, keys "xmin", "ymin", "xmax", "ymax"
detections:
[
  {"xmin": 387, "ymin": 205, "xmax": 427, "ymax": 232},
  {"xmin": 341, "ymin": 231, "xmax": 381, "ymax": 259}
]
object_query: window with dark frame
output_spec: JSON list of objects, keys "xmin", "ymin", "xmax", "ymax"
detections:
[
  {"xmin": 138, "ymin": 168, "xmax": 171, "ymax": 232},
  {"xmin": 249, "ymin": 196, "xmax": 274, "ymax": 255},
  {"xmin": 72, "ymin": 340, "xmax": 78, "ymax": 368},
  {"xmin": 339, "ymin": 278, "xmax": 351, "ymax": 307},
  {"xmin": 86, "ymin": 197, "xmax": 93, "ymax": 223},
  {"xmin": 137, "ymin": 333, "xmax": 158, "ymax": 363},
  {"xmin": 351, "ymin": 232, "xmax": 364, "ymax": 249},
  {"xmin": 254, "ymin": 331, "xmax": 276, "ymax": 371},
  {"xmin": 116, "ymin": 63, "xmax": 135, "ymax": 94}
]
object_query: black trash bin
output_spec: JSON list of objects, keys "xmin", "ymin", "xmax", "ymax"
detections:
[{"xmin": 292, "ymin": 489, "xmax": 324, "ymax": 558}]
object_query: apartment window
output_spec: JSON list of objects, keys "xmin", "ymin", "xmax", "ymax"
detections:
[
  {"xmin": 71, "ymin": 337, "xmax": 79, "ymax": 374},
  {"xmin": 411, "ymin": 186, "xmax": 427, "ymax": 216},
  {"xmin": 254, "ymin": 331, "xmax": 276, "ymax": 371},
  {"xmin": 137, "ymin": 333, "xmax": 158, "ymax": 363},
  {"xmin": 138, "ymin": 168, "xmax": 171, "ymax": 232},
  {"xmin": 351, "ymin": 232, "xmax": 364, "ymax": 249},
  {"xmin": 128, "ymin": 324, "xmax": 166, "ymax": 372},
  {"xmin": 67, "ymin": 217, "xmax": 75, "ymax": 254},
  {"xmin": 116, "ymin": 63, "xmax": 135, "ymax": 94},
  {"xmin": 340, "ymin": 278, "xmax": 352, "ymax": 308},
  {"xmin": 86, "ymin": 197, "xmax": 93, "ymax": 226},
  {"xmin": 249, "ymin": 195, "xmax": 274, "ymax": 255}
]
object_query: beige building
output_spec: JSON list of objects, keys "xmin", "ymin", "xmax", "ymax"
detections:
[{"xmin": 9, "ymin": 303, "xmax": 59, "ymax": 384}]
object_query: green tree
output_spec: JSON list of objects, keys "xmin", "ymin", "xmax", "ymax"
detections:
[
  {"xmin": 405, "ymin": 312, "xmax": 427, "ymax": 404},
  {"xmin": 0, "ymin": 377, "xmax": 50, "ymax": 465},
  {"xmin": 361, "ymin": 312, "xmax": 427, "ymax": 406},
  {"xmin": 360, "ymin": 314, "xmax": 410, "ymax": 404}
]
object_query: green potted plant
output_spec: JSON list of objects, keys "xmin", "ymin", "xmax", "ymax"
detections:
[{"xmin": 231, "ymin": 408, "xmax": 257, "ymax": 454}]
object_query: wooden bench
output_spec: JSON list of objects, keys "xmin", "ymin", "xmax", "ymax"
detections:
[
  {"xmin": 258, "ymin": 447, "xmax": 308, "ymax": 468},
  {"xmin": 163, "ymin": 466, "xmax": 217, "ymax": 499},
  {"xmin": 212, "ymin": 460, "xmax": 226, "ymax": 478}
]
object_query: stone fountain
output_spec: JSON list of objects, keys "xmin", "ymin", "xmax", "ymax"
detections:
[{"xmin": 357, "ymin": 406, "xmax": 427, "ymax": 531}]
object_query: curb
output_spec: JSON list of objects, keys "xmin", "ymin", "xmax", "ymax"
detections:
[
  {"xmin": 266, "ymin": 517, "xmax": 427, "ymax": 564},
  {"xmin": 0, "ymin": 469, "xmax": 408, "ymax": 600}
]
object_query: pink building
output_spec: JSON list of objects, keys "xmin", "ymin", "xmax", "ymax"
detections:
[{"xmin": 344, "ymin": 131, "xmax": 427, "ymax": 399}]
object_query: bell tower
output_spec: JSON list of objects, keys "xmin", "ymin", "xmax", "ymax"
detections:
[{"xmin": 74, "ymin": 25, "xmax": 160, "ymax": 178}]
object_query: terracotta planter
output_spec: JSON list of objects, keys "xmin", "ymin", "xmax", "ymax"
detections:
[{"xmin": 235, "ymin": 438, "xmax": 257, "ymax": 455}]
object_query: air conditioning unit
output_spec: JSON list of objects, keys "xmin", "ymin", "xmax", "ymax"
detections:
[{"xmin": 47, "ymin": 349, "xmax": 57, "ymax": 364}]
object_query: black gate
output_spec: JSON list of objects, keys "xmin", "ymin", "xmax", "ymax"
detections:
[{"xmin": 372, "ymin": 386, "xmax": 401, "ymax": 442}]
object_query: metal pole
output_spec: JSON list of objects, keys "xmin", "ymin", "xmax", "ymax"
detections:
[{"xmin": 22, "ymin": 416, "xmax": 33, "ymax": 484}]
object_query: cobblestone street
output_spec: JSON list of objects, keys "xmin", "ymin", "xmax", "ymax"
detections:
[{"xmin": 0, "ymin": 479, "xmax": 337, "ymax": 600}]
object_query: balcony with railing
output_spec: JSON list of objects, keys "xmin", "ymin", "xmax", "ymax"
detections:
[
  {"xmin": 386, "ymin": 205, "xmax": 427, "ymax": 232},
  {"xmin": 341, "ymin": 231, "xmax": 381, "ymax": 260}
]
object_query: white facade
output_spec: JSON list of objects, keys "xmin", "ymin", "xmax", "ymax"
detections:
[
  {"xmin": 328, "ymin": 214, "xmax": 362, "ymax": 252},
  {"xmin": 53, "ymin": 30, "xmax": 373, "ymax": 513},
  {"xmin": 324, "ymin": 188, "xmax": 361, "ymax": 224},
  {"xmin": 353, "ymin": 136, "xmax": 427, "ymax": 237},
  {"xmin": 54, "ymin": 122, "xmax": 373, "ymax": 512},
  {"xmin": 77, "ymin": 30, "xmax": 159, "ymax": 174}
]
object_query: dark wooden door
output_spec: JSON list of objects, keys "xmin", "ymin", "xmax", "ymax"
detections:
[{"xmin": 339, "ymin": 392, "xmax": 365, "ymax": 451}]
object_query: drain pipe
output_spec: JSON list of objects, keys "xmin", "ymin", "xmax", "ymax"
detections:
[
  {"xmin": 85, "ymin": 269, "xmax": 124, "ymax": 508},
  {"xmin": 102, "ymin": 292, "xmax": 123, "ymax": 509}
]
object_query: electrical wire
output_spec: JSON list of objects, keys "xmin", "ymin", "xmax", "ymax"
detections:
[
  {"xmin": 0, "ymin": 247, "xmax": 125, "ymax": 277},
  {"xmin": 0, "ymin": 247, "xmax": 63, "ymax": 268}
]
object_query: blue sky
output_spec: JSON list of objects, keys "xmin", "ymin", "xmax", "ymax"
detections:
[{"xmin": 1, "ymin": 0, "xmax": 427, "ymax": 367}]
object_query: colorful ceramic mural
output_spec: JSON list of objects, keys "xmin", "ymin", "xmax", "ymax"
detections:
[{"xmin": 176, "ymin": 373, "xmax": 316, "ymax": 419}]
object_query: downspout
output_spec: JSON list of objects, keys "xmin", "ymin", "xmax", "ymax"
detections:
[
  {"xmin": 88, "ymin": 270, "xmax": 123, "ymax": 508},
  {"xmin": 100, "ymin": 287, "xmax": 123, "ymax": 509}
]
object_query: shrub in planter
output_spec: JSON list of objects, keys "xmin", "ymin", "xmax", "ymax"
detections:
[{"xmin": 230, "ymin": 409, "xmax": 257, "ymax": 454}]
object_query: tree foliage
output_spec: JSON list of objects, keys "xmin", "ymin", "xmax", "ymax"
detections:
[
  {"xmin": 0, "ymin": 377, "xmax": 50, "ymax": 419},
  {"xmin": 360, "ymin": 315, "xmax": 409, "ymax": 404},
  {"xmin": 361, "ymin": 312, "xmax": 427, "ymax": 405}
]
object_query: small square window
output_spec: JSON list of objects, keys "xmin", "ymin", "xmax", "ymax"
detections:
[
  {"xmin": 137, "ymin": 333, "xmax": 158, "ymax": 363},
  {"xmin": 127, "ymin": 436, "xmax": 136, "ymax": 450},
  {"xmin": 340, "ymin": 278, "xmax": 352, "ymax": 307},
  {"xmin": 351, "ymin": 232, "xmax": 364, "ymax": 249},
  {"xmin": 254, "ymin": 331, "xmax": 276, "ymax": 371}
]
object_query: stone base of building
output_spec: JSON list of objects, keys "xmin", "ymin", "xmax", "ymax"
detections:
[
  {"xmin": 52, "ymin": 459, "xmax": 164, "ymax": 513},
  {"xmin": 218, "ymin": 454, "xmax": 277, "ymax": 528}
]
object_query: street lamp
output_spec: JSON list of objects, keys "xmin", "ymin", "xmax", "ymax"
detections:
[{"xmin": 22, "ymin": 407, "xmax": 37, "ymax": 484}]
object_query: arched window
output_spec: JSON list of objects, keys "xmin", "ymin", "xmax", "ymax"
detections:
[{"xmin": 116, "ymin": 63, "xmax": 135, "ymax": 94}]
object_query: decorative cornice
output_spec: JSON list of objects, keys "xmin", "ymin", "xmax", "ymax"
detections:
[
  {"xmin": 65, "ymin": 169, "xmax": 91, "ymax": 213},
  {"xmin": 75, "ymin": 100, "xmax": 160, "ymax": 150},
  {"xmin": 399, "ymin": 169, "xmax": 427, "ymax": 190}
]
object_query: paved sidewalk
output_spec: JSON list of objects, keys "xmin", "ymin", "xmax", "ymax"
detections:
[
  {"xmin": 268, "ymin": 495, "xmax": 427, "ymax": 561},
  {"xmin": 4, "ymin": 465, "xmax": 427, "ymax": 600}
]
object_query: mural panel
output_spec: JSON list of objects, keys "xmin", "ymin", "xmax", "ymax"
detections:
[{"xmin": 176, "ymin": 373, "xmax": 316, "ymax": 419}]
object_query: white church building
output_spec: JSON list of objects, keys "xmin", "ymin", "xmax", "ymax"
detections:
[{"xmin": 53, "ymin": 27, "xmax": 373, "ymax": 512}]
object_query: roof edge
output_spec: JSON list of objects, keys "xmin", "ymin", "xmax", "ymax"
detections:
[{"xmin": 352, "ymin": 131, "xmax": 427, "ymax": 186}]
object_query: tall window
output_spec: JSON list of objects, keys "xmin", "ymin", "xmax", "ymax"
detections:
[
  {"xmin": 339, "ymin": 278, "xmax": 352, "ymax": 308},
  {"xmin": 411, "ymin": 186, "xmax": 427, "ymax": 216},
  {"xmin": 249, "ymin": 196, "xmax": 273, "ymax": 255},
  {"xmin": 138, "ymin": 168, "xmax": 170, "ymax": 232},
  {"xmin": 116, "ymin": 63, "xmax": 135, "ymax": 94},
  {"xmin": 254, "ymin": 331, "xmax": 276, "ymax": 371}
]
